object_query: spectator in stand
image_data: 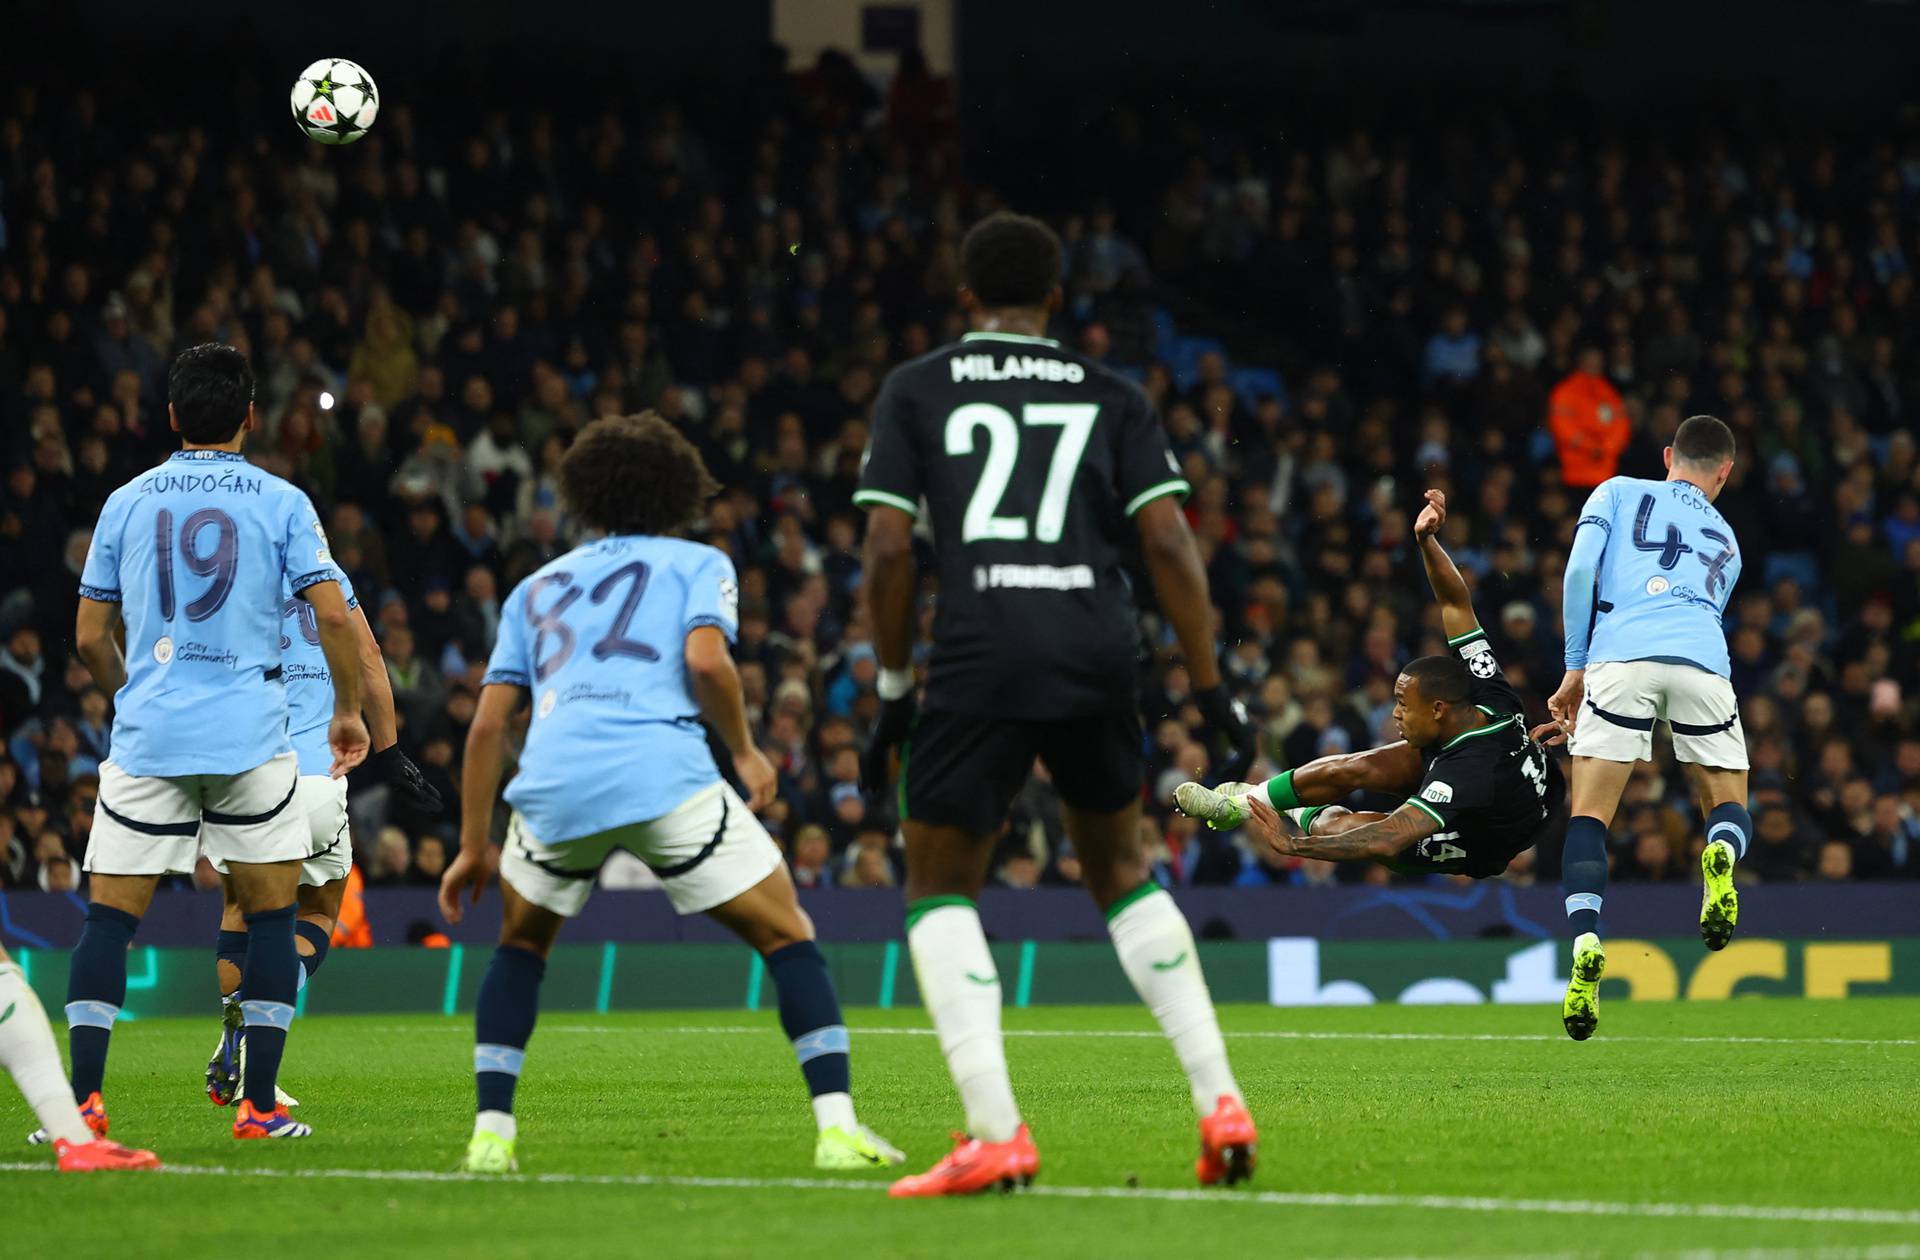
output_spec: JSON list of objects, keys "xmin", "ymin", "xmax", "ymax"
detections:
[{"xmin": 1548, "ymin": 347, "xmax": 1632, "ymax": 490}]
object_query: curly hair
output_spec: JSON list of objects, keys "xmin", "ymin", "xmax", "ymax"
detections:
[
  {"xmin": 961, "ymin": 211, "xmax": 1062, "ymax": 308},
  {"xmin": 559, "ymin": 413, "xmax": 720, "ymax": 537}
]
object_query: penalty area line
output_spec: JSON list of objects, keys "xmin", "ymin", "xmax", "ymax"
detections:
[{"xmin": 0, "ymin": 1161, "xmax": 1915, "ymax": 1226}]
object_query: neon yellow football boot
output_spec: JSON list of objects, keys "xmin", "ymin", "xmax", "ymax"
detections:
[
  {"xmin": 1174, "ymin": 782, "xmax": 1261, "ymax": 831},
  {"xmin": 1562, "ymin": 932, "xmax": 1606, "ymax": 1041},
  {"xmin": 815, "ymin": 1124, "xmax": 906, "ymax": 1170},
  {"xmin": 463, "ymin": 1129, "xmax": 517, "ymax": 1173},
  {"xmin": 1699, "ymin": 838, "xmax": 1739, "ymax": 951}
]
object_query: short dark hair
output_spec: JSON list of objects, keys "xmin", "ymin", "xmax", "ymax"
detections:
[
  {"xmin": 1672, "ymin": 414, "xmax": 1735, "ymax": 466},
  {"xmin": 168, "ymin": 344, "xmax": 255, "ymax": 444},
  {"xmin": 1400, "ymin": 654, "xmax": 1473, "ymax": 706},
  {"xmin": 560, "ymin": 413, "xmax": 720, "ymax": 537},
  {"xmin": 961, "ymin": 212, "xmax": 1062, "ymax": 308}
]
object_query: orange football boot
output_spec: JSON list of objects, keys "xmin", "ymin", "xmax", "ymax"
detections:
[
  {"xmin": 55, "ymin": 1138, "xmax": 161, "ymax": 1172},
  {"xmin": 888, "ymin": 1125, "xmax": 1039, "ymax": 1198},
  {"xmin": 1195, "ymin": 1094, "xmax": 1257, "ymax": 1186}
]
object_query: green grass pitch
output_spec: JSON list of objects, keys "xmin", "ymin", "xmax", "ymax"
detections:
[{"xmin": 3, "ymin": 999, "xmax": 1916, "ymax": 1258}]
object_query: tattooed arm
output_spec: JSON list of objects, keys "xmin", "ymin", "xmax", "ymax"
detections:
[{"xmin": 1244, "ymin": 795, "xmax": 1438, "ymax": 862}]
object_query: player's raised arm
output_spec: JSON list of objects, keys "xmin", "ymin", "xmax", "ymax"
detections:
[
  {"xmin": 298, "ymin": 578, "xmax": 370, "ymax": 777},
  {"xmin": 1136, "ymin": 495, "xmax": 1256, "ymax": 776},
  {"xmin": 1413, "ymin": 490, "xmax": 1479, "ymax": 643}
]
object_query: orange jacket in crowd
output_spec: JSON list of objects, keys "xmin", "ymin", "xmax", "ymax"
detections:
[
  {"xmin": 1547, "ymin": 369, "xmax": 1631, "ymax": 489},
  {"xmin": 331, "ymin": 865, "xmax": 373, "ymax": 949}
]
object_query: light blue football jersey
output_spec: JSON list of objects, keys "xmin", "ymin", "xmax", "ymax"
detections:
[
  {"xmin": 1562, "ymin": 476, "xmax": 1743, "ymax": 677},
  {"xmin": 484, "ymin": 534, "xmax": 739, "ymax": 841},
  {"xmin": 79, "ymin": 450, "xmax": 345, "ymax": 777},
  {"xmin": 279, "ymin": 574, "xmax": 359, "ymax": 778}
]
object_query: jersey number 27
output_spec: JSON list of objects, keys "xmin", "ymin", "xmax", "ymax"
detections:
[{"xmin": 946, "ymin": 403, "xmax": 1098, "ymax": 543}]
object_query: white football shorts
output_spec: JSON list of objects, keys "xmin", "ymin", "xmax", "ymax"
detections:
[
  {"xmin": 1568, "ymin": 659, "xmax": 1749, "ymax": 769},
  {"xmin": 500, "ymin": 781, "xmax": 783, "ymax": 918},
  {"xmin": 208, "ymin": 774, "xmax": 351, "ymax": 887},
  {"xmin": 86, "ymin": 752, "xmax": 308, "ymax": 876}
]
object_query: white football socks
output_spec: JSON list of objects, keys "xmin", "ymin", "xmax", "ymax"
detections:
[
  {"xmin": 1107, "ymin": 887, "xmax": 1241, "ymax": 1116},
  {"xmin": 907, "ymin": 902, "xmax": 1021, "ymax": 1143},
  {"xmin": 811, "ymin": 1091, "xmax": 857, "ymax": 1132},
  {"xmin": 0, "ymin": 962, "xmax": 92, "ymax": 1145},
  {"xmin": 475, "ymin": 1109, "xmax": 517, "ymax": 1141}
]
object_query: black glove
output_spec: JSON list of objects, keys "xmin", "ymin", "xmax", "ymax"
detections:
[
  {"xmin": 860, "ymin": 691, "xmax": 918, "ymax": 799},
  {"xmin": 1194, "ymin": 684, "xmax": 1257, "ymax": 783},
  {"xmin": 373, "ymin": 744, "xmax": 444, "ymax": 813}
]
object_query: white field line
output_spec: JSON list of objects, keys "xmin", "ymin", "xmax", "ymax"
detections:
[
  {"xmin": 0, "ymin": 1160, "xmax": 1916, "ymax": 1228},
  {"xmin": 1319, "ymin": 1249, "xmax": 1920, "ymax": 1260},
  {"xmin": 528, "ymin": 1025, "xmax": 1919, "ymax": 1049}
]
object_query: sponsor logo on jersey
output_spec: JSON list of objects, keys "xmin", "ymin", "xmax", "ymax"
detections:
[
  {"xmin": 1645, "ymin": 575, "xmax": 1670, "ymax": 595},
  {"xmin": 1422, "ymin": 781, "xmax": 1454, "ymax": 804},
  {"xmin": 949, "ymin": 354, "xmax": 1087, "ymax": 384},
  {"xmin": 972, "ymin": 563, "xmax": 1096, "ymax": 591},
  {"xmin": 153, "ymin": 636, "xmax": 174, "ymax": 665}
]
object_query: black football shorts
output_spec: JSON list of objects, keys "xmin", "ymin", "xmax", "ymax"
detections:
[{"xmin": 900, "ymin": 708, "xmax": 1144, "ymax": 835}]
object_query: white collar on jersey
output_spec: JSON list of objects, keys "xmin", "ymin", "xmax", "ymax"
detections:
[{"xmin": 961, "ymin": 330, "xmax": 1062, "ymax": 348}]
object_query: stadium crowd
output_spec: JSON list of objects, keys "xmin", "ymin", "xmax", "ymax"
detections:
[{"xmin": 0, "ymin": 59, "xmax": 1916, "ymax": 899}]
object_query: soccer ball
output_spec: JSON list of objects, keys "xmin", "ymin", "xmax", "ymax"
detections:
[{"xmin": 290, "ymin": 59, "xmax": 379, "ymax": 145}]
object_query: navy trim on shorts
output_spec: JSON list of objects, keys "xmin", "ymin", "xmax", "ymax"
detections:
[
  {"xmin": 1585, "ymin": 698, "xmax": 1654, "ymax": 732},
  {"xmin": 647, "ymin": 792, "xmax": 729, "ymax": 880},
  {"xmin": 510, "ymin": 818, "xmax": 600, "ymax": 882},
  {"xmin": 202, "ymin": 774, "xmax": 299, "ymax": 826},
  {"xmin": 1669, "ymin": 713, "xmax": 1739, "ymax": 737},
  {"xmin": 99, "ymin": 801, "xmax": 199, "ymax": 837}
]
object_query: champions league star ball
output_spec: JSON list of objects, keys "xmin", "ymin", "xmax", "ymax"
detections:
[{"xmin": 291, "ymin": 59, "xmax": 379, "ymax": 145}]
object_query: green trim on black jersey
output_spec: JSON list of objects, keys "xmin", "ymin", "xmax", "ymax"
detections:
[
  {"xmin": 1406, "ymin": 797, "xmax": 1448, "ymax": 826},
  {"xmin": 852, "ymin": 489, "xmax": 919, "ymax": 516},
  {"xmin": 961, "ymin": 330, "xmax": 1063, "ymax": 348},
  {"xmin": 1441, "ymin": 714, "xmax": 1518, "ymax": 750},
  {"xmin": 1124, "ymin": 478, "xmax": 1191, "ymax": 517},
  {"xmin": 1447, "ymin": 628, "xmax": 1488, "ymax": 646}
]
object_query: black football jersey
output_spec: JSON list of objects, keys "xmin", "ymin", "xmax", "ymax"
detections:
[
  {"xmin": 855, "ymin": 331, "xmax": 1189, "ymax": 717},
  {"xmin": 1398, "ymin": 628, "xmax": 1560, "ymax": 877}
]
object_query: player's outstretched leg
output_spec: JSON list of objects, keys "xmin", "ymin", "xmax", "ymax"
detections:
[
  {"xmin": 208, "ymin": 908, "xmax": 249, "ymax": 1107},
  {"xmin": 1176, "ymin": 745, "xmax": 1426, "ymax": 833},
  {"xmin": 1, "ymin": 953, "xmax": 160, "ymax": 1170},
  {"xmin": 888, "ymin": 819, "xmax": 1038, "ymax": 1198},
  {"xmin": 770, "ymin": 939, "xmax": 904, "ymax": 1168},
  {"xmin": 1698, "ymin": 807, "xmax": 1747, "ymax": 951},
  {"xmin": 36, "ymin": 899, "xmax": 144, "ymax": 1144},
  {"xmin": 1560, "ymin": 814, "xmax": 1610, "ymax": 1040},
  {"xmin": 1690, "ymin": 767, "xmax": 1751, "ymax": 951},
  {"xmin": 703, "ymin": 862, "xmax": 904, "ymax": 1170},
  {"xmin": 230, "ymin": 899, "xmax": 309, "ymax": 1139},
  {"xmin": 1070, "ymin": 799, "xmax": 1255, "ymax": 1186},
  {"xmin": 466, "ymin": 943, "xmax": 544, "ymax": 1173},
  {"xmin": 1106, "ymin": 882, "xmax": 1256, "ymax": 1185}
]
